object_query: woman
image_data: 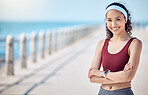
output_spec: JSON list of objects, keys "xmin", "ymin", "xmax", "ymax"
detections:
[{"xmin": 88, "ymin": 2, "xmax": 142, "ymax": 95}]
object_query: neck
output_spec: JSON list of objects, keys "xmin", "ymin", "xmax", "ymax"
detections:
[{"xmin": 111, "ymin": 30, "xmax": 130, "ymax": 42}]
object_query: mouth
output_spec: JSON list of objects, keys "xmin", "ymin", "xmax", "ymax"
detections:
[{"xmin": 111, "ymin": 27, "xmax": 120, "ymax": 31}]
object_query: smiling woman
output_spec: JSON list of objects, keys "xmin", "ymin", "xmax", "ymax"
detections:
[{"xmin": 88, "ymin": 2, "xmax": 142, "ymax": 95}]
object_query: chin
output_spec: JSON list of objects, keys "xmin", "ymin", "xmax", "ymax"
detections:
[
  {"xmin": 110, "ymin": 30, "xmax": 120, "ymax": 35},
  {"xmin": 110, "ymin": 28, "xmax": 124, "ymax": 35}
]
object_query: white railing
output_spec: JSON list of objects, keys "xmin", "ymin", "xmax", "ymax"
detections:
[{"xmin": 4, "ymin": 24, "xmax": 99, "ymax": 75}]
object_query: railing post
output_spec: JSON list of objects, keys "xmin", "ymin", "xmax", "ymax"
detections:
[
  {"xmin": 62, "ymin": 30, "xmax": 66, "ymax": 48},
  {"xmin": 47, "ymin": 30, "xmax": 52, "ymax": 55},
  {"xmin": 67, "ymin": 28, "xmax": 70, "ymax": 45},
  {"xmin": 57, "ymin": 29, "xmax": 61, "ymax": 49},
  {"xmin": 51, "ymin": 30, "xmax": 57, "ymax": 53},
  {"xmin": 60, "ymin": 30, "xmax": 64, "ymax": 49},
  {"xmin": 54, "ymin": 31, "xmax": 57, "ymax": 52},
  {"xmin": 51, "ymin": 31, "xmax": 54, "ymax": 54},
  {"xmin": 20, "ymin": 33, "xmax": 27, "ymax": 68},
  {"xmin": 39, "ymin": 31, "xmax": 45, "ymax": 58},
  {"xmin": 5, "ymin": 35, "xmax": 14, "ymax": 75},
  {"xmin": 65, "ymin": 29, "xmax": 68, "ymax": 47},
  {"xmin": 30, "ymin": 32, "xmax": 37, "ymax": 63},
  {"xmin": 62, "ymin": 29, "xmax": 65, "ymax": 48}
]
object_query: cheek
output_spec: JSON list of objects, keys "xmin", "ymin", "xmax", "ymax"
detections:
[
  {"xmin": 117, "ymin": 20, "xmax": 126, "ymax": 26},
  {"xmin": 106, "ymin": 22, "xmax": 111, "ymax": 28},
  {"xmin": 118, "ymin": 22, "xmax": 125, "ymax": 28}
]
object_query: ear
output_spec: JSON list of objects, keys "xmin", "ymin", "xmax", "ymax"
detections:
[{"xmin": 124, "ymin": 17, "xmax": 127, "ymax": 23}]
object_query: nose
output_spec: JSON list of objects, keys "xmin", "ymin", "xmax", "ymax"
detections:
[{"xmin": 112, "ymin": 20, "xmax": 117, "ymax": 26}]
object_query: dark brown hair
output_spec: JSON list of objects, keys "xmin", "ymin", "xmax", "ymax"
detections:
[{"xmin": 105, "ymin": 2, "xmax": 132, "ymax": 39}]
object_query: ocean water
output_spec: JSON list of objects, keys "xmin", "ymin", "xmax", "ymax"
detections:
[
  {"xmin": 0, "ymin": 22, "xmax": 89, "ymax": 37},
  {"xmin": 0, "ymin": 22, "xmax": 93, "ymax": 64}
]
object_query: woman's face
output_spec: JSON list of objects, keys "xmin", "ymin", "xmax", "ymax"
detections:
[{"xmin": 106, "ymin": 9, "xmax": 126, "ymax": 35}]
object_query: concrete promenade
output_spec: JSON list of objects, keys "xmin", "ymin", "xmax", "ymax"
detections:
[{"xmin": 0, "ymin": 26, "xmax": 148, "ymax": 95}]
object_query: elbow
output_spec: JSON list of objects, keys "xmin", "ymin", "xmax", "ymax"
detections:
[
  {"xmin": 126, "ymin": 74, "xmax": 134, "ymax": 82},
  {"xmin": 89, "ymin": 77, "xmax": 95, "ymax": 83},
  {"xmin": 122, "ymin": 73, "xmax": 133, "ymax": 82}
]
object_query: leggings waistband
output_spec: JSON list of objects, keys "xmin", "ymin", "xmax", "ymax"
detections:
[
  {"xmin": 98, "ymin": 86, "xmax": 134, "ymax": 95},
  {"xmin": 100, "ymin": 86, "xmax": 132, "ymax": 92}
]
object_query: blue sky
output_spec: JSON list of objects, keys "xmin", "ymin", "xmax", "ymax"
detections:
[{"xmin": 0, "ymin": 0, "xmax": 148, "ymax": 23}]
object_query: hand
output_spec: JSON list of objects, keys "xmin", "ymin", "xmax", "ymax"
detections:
[
  {"xmin": 88, "ymin": 68, "xmax": 97, "ymax": 78},
  {"xmin": 123, "ymin": 63, "xmax": 133, "ymax": 71}
]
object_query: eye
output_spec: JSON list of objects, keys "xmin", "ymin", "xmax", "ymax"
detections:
[
  {"xmin": 116, "ymin": 19, "xmax": 120, "ymax": 21},
  {"xmin": 107, "ymin": 19, "xmax": 112, "ymax": 21}
]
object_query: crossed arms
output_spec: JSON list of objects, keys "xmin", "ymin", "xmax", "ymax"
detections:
[{"xmin": 88, "ymin": 39, "xmax": 142, "ymax": 84}]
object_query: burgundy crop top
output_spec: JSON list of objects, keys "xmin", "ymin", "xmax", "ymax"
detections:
[{"xmin": 101, "ymin": 38, "xmax": 135, "ymax": 72}]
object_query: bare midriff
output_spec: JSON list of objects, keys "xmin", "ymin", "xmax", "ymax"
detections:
[{"xmin": 101, "ymin": 82, "xmax": 131, "ymax": 91}]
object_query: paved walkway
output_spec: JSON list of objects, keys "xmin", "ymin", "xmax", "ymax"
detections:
[
  {"xmin": 131, "ymin": 27, "xmax": 148, "ymax": 95},
  {"xmin": 0, "ymin": 26, "xmax": 148, "ymax": 95}
]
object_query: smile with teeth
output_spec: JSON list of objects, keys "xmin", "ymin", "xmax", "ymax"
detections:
[{"xmin": 112, "ymin": 27, "xmax": 120, "ymax": 31}]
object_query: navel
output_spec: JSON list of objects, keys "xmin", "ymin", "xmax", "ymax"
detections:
[{"xmin": 110, "ymin": 86, "xmax": 112, "ymax": 89}]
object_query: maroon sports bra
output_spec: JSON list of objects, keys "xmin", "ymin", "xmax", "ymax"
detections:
[{"xmin": 101, "ymin": 38, "xmax": 135, "ymax": 72}]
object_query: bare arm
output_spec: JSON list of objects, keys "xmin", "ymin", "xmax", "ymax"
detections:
[
  {"xmin": 89, "ymin": 40, "xmax": 104, "ymax": 69},
  {"xmin": 90, "ymin": 76, "xmax": 126, "ymax": 84},
  {"xmin": 89, "ymin": 65, "xmax": 132, "ymax": 84},
  {"xmin": 89, "ymin": 71, "xmax": 125, "ymax": 84}
]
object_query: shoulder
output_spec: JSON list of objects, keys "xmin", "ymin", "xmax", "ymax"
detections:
[
  {"xmin": 97, "ymin": 39, "xmax": 106, "ymax": 47},
  {"xmin": 129, "ymin": 38, "xmax": 142, "ymax": 52},
  {"xmin": 96, "ymin": 39, "xmax": 106, "ymax": 52},
  {"xmin": 97, "ymin": 39, "xmax": 105, "ymax": 45},
  {"xmin": 131, "ymin": 38, "xmax": 142, "ymax": 48}
]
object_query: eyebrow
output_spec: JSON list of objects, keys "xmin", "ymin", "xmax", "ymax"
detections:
[{"xmin": 107, "ymin": 16, "xmax": 121, "ymax": 19}]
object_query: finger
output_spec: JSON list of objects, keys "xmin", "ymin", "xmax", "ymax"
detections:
[
  {"xmin": 129, "ymin": 66, "xmax": 133, "ymax": 69},
  {"xmin": 125, "ymin": 66, "xmax": 133, "ymax": 71},
  {"xmin": 126, "ymin": 64, "xmax": 133, "ymax": 68},
  {"xmin": 127, "ymin": 65, "xmax": 133, "ymax": 69},
  {"xmin": 126, "ymin": 63, "xmax": 130, "ymax": 65},
  {"xmin": 125, "ymin": 63, "xmax": 130, "ymax": 67},
  {"xmin": 126, "ymin": 66, "xmax": 131, "ymax": 69},
  {"xmin": 124, "ymin": 67, "xmax": 130, "ymax": 71},
  {"xmin": 125, "ymin": 68, "xmax": 129, "ymax": 71},
  {"xmin": 128, "ymin": 62, "xmax": 131, "ymax": 65},
  {"xmin": 125, "ymin": 68, "xmax": 130, "ymax": 71},
  {"xmin": 124, "ymin": 69, "xmax": 128, "ymax": 71},
  {"xmin": 124, "ymin": 65, "xmax": 129, "ymax": 69},
  {"xmin": 127, "ymin": 62, "xmax": 131, "ymax": 66},
  {"xmin": 124, "ymin": 64, "xmax": 130, "ymax": 69}
]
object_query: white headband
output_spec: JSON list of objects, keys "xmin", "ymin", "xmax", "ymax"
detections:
[{"xmin": 105, "ymin": 5, "xmax": 127, "ymax": 21}]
